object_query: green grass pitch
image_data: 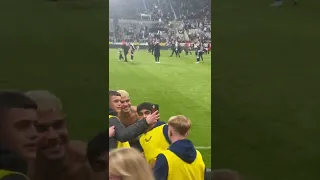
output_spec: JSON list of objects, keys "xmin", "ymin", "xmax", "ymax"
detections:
[{"xmin": 109, "ymin": 48, "xmax": 212, "ymax": 167}]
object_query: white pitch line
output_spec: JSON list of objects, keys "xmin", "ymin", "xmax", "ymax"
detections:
[{"xmin": 195, "ymin": 146, "xmax": 211, "ymax": 149}]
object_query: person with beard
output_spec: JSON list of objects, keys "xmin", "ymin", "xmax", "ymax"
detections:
[
  {"xmin": 154, "ymin": 41, "xmax": 161, "ymax": 63},
  {"xmin": 116, "ymin": 90, "xmax": 138, "ymax": 127},
  {"xmin": 153, "ymin": 115, "xmax": 205, "ymax": 180},
  {"xmin": 24, "ymin": 90, "xmax": 94, "ymax": 180},
  {"xmin": 108, "ymin": 91, "xmax": 160, "ymax": 150},
  {"xmin": 116, "ymin": 90, "xmax": 143, "ymax": 150},
  {"xmin": 0, "ymin": 91, "xmax": 38, "ymax": 180}
]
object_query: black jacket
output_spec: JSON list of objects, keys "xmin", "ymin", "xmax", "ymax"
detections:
[
  {"xmin": 0, "ymin": 145, "xmax": 28, "ymax": 180},
  {"xmin": 154, "ymin": 43, "xmax": 161, "ymax": 57},
  {"xmin": 108, "ymin": 109, "xmax": 149, "ymax": 150}
]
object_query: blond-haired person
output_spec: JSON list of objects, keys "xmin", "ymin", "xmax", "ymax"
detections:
[
  {"xmin": 109, "ymin": 148, "xmax": 154, "ymax": 180},
  {"xmin": 153, "ymin": 115, "xmax": 206, "ymax": 180},
  {"xmin": 116, "ymin": 90, "xmax": 138, "ymax": 127}
]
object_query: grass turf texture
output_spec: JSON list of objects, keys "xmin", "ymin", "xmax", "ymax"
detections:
[
  {"xmin": 109, "ymin": 49, "xmax": 212, "ymax": 167},
  {"xmin": 212, "ymin": 0, "xmax": 320, "ymax": 179},
  {"xmin": 0, "ymin": 0, "xmax": 108, "ymax": 139}
]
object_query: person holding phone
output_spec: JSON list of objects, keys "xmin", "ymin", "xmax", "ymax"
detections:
[
  {"xmin": 108, "ymin": 91, "xmax": 160, "ymax": 150},
  {"xmin": 135, "ymin": 102, "xmax": 171, "ymax": 168}
]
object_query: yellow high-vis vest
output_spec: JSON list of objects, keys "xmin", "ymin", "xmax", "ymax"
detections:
[
  {"xmin": 0, "ymin": 169, "xmax": 29, "ymax": 180},
  {"xmin": 162, "ymin": 150, "xmax": 205, "ymax": 180},
  {"xmin": 139, "ymin": 124, "xmax": 170, "ymax": 165},
  {"xmin": 109, "ymin": 115, "xmax": 130, "ymax": 148}
]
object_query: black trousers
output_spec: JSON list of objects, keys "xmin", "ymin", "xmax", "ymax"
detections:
[
  {"xmin": 124, "ymin": 52, "xmax": 128, "ymax": 62},
  {"xmin": 199, "ymin": 52, "xmax": 203, "ymax": 61},
  {"xmin": 170, "ymin": 49, "xmax": 179, "ymax": 57},
  {"xmin": 154, "ymin": 56, "xmax": 160, "ymax": 62},
  {"xmin": 119, "ymin": 54, "xmax": 124, "ymax": 60}
]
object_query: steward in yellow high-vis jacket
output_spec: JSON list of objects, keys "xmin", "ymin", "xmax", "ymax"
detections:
[
  {"xmin": 135, "ymin": 102, "xmax": 171, "ymax": 166},
  {"xmin": 153, "ymin": 115, "xmax": 206, "ymax": 180}
]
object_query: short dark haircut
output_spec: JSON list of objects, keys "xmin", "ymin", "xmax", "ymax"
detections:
[
  {"xmin": 109, "ymin": 90, "xmax": 121, "ymax": 97},
  {"xmin": 86, "ymin": 132, "xmax": 109, "ymax": 172},
  {"xmin": 0, "ymin": 91, "xmax": 37, "ymax": 123},
  {"xmin": 137, "ymin": 102, "xmax": 153, "ymax": 113}
]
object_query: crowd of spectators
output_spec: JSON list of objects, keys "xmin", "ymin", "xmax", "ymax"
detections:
[{"xmin": 109, "ymin": 0, "xmax": 211, "ymax": 44}]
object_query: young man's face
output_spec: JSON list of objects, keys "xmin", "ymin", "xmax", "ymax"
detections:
[
  {"xmin": 109, "ymin": 95, "xmax": 121, "ymax": 112},
  {"xmin": 120, "ymin": 96, "xmax": 131, "ymax": 113},
  {"xmin": 36, "ymin": 109, "xmax": 68, "ymax": 160},
  {"xmin": 0, "ymin": 108, "xmax": 38, "ymax": 160},
  {"xmin": 138, "ymin": 108, "xmax": 151, "ymax": 119}
]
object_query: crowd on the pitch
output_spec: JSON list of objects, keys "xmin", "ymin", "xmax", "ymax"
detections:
[{"xmin": 117, "ymin": 38, "xmax": 211, "ymax": 64}]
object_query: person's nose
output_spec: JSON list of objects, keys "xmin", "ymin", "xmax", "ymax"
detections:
[
  {"xmin": 143, "ymin": 114, "xmax": 149, "ymax": 119},
  {"xmin": 46, "ymin": 127, "xmax": 59, "ymax": 140},
  {"xmin": 28, "ymin": 125, "xmax": 39, "ymax": 141}
]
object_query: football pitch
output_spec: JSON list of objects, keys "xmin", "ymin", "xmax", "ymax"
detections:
[{"xmin": 109, "ymin": 48, "xmax": 212, "ymax": 167}]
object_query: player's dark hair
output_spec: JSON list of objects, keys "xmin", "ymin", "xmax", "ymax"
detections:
[
  {"xmin": 0, "ymin": 91, "xmax": 37, "ymax": 123},
  {"xmin": 137, "ymin": 102, "xmax": 153, "ymax": 113},
  {"xmin": 109, "ymin": 90, "xmax": 121, "ymax": 97},
  {"xmin": 86, "ymin": 132, "xmax": 109, "ymax": 172}
]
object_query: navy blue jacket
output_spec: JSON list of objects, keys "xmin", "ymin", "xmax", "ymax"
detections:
[{"xmin": 153, "ymin": 139, "xmax": 206, "ymax": 180}]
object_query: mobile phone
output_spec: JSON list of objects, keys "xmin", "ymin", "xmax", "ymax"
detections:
[{"xmin": 152, "ymin": 104, "xmax": 159, "ymax": 113}]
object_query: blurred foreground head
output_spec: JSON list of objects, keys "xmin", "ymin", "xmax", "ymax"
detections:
[
  {"xmin": 25, "ymin": 90, "xmax": 68, "ymax": 161},
  {"xmin": 109, "ymin": 148, "xmax": 154, "ymax": 180},
  {"xmin": 0, "ymin": 90, "xmax": 38, "ymax": 160}
]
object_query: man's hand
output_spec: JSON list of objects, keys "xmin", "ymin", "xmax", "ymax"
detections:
[
  {"xmin": 145, "ymin": 110, "xmax": 160, "ymax": 125},
  {"xmin": 109, "ymin": 126, "xmax": 115, "ymax": 137}
]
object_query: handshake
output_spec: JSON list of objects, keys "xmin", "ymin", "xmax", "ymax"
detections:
[{"xmin": 109, "ymin": 110, "xmax": 160, "ymax": 137}]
